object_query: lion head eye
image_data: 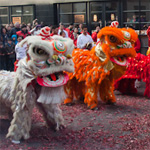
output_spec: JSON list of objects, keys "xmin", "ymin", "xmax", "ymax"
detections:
[
  {"xmin": 109, "ymin": 35, "xmax": 117, "ymax": 43},
  {"xmin": 33, "ymin": 47, "xmax": 48, "ymax": 55},
  {"xmin": 122, "ymin": 31, "xmax": 131, "ymax": 40}
]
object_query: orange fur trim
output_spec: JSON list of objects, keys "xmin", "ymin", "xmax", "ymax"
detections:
[
  {"xmin": 109, "ymin": 48, "xmax": 136, "ymax": 57},
  {"xmin": 97, "ymin": 27, "xmax": 124, "ymax": 41}
]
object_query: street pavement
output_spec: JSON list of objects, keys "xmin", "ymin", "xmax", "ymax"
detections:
[{"xmin": 0, "ymin": 82, "xmax": 150, "ymax": 150}]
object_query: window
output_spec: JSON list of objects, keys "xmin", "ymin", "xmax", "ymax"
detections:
[
  {"xmin": 12, "ymin": 7, "xmax": 22, "ymax": 15},
  {"xmin": 91, "ymin": 2, "xmax": 102, "ymax": 12},
  {"xmin": 0, "ymin": 7, "xmax": 8, "ymax": 15},
  {"xmin": 11, "ymin": 5, "xmax": 34, "ymax": 24},
  {"xmin": 123, "ymin": 0, "xmax": 150, "ymax": 30},
  {"xmin": 23, "ymin": 6, "xmax": 33, "ymax": 15},
  {"xmin": 0, "ymin": 16, "xmax": 9, "ymax": 24},
  {"xmin": 73, "ymin": 3, "xmax": 86, "ymax": 12},
  {"xmin": 140, "ymin": 0, "xmax": 150, "ymax": 10},
  {"xmin": 60, "ymin": 14, "xmax": 72, "ymax": 23},
  {"xmin": 123, "ymin": 12, "xmax": 140, "ymax": 29},
  {"xmin": 22, "ymin": 16, "xmax": 33, "ymax": 24},
  {"xmin": 106, "ymin": 2, "xmax": 117, "ymax": 11},
  {"xmin": 90, "ymin": 2, "xmax": 103, "ymax": 29},
  {"xmin": 58, "ymin": 3, "xmax": 86, "ymax": 26},
  {"xmin": 105, "ymin": 2, "xmax": 118, "ymax": 26},
  {"xmin": 90, "ymin": 2, "xmax": 118, "ymax": 30},
  {"xmin": 0, "ymin": 7, "xmax": 9, "ymax": 25},
  {"xmin": 60, "ymin": 4, "xmax": 72, "ymax": 13},
  {"xmin": 123, "ymin": 0, "xmax": 150, "ymax": 54},
  {"xmin": 123, "ymin": 0, "xmax": 140, "ymax": 30},
  {"xmin": 123, "ymin": 0, "xmax": 140, "ymax": 10},
  {"xmin": 106, "ymin": 12, "xmax": 118, "ymax": 25}
]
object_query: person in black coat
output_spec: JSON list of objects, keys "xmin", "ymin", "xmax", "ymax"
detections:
[
  {"xmin": 10, "ymin": 22, "xmax": 21, "ymax": 37},
  {"xmin": 0, "ymin": 26, "xmax": 8, "ymax": 47}
]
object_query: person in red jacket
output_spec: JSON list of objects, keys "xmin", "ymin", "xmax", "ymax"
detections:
[
  {"xmin": 16, "ymin": 24, "xmax": 31, "ymax": 39},
  {"xmin": 91, "ymin": 25, "xmax": 100, "ymax": 43},
  {"xmin": 73, "ymin": 26, "xmax": 80, "ymax": 47},
  {"xmin": 147, "ymin": 26, "xmax": 150, "ymax": 47},
  {"xmin": 66, "ymin": 23, "xmax": 74, "ymax": 39}
]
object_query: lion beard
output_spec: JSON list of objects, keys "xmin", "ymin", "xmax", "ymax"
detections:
[{"xmin": 37, "ymin": 86, "xmax": 66, "ymax": 104}]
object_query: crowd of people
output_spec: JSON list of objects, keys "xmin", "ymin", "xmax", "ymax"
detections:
[
  {"xmin": 1, "ymin": 18, "xmax": 150, "ymax": 72},
  {"xmin": 0, "ymin": 19, "xmax": 101, "ymax": 71}
]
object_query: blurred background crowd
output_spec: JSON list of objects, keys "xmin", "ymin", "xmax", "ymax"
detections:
[
  {"xmin": 0, "ymin": 19, "xmax": 101, "ymax": 71},
  {"xmin": 0, "ymin": 18, "xmax": 149, "ymax": 72}
]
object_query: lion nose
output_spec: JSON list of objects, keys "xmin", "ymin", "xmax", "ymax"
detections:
[{"xmin": 123, "ymin": 41, "xmax": 132, "ymax": 48}]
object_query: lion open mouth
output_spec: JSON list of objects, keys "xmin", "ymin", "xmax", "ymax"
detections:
[
  {"xmin": 109, "ymin": 41, "xmax": 132, "ymax": 66},
  {"xmin": 110, "ymin": 56, "xmax": 128, "ymax": 66},
  {"xmin": 36, "ymin": 72, "xmax": 69, "ymax": 87}
]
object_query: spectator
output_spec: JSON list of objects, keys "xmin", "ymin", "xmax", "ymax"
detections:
[
  {"xmin": 91, "ymin": 25, "xmax": 100, "ymax": 43},
  {"xmin": 0, "ymin": 26, "xmax": 8, "ymax": 47},
  {"xmin": 5, "ymin": 24, "xmax": 12, "ymax": 38},
  {"xmin": 130, "ymin": 15, "xmax": 138, "ymax": 29},
  {"xmin": 11, "ymin": 34, "xmax": 18, "ymax": 45},
  {"xmin": 10, "ymin": 22, "xmax": 20, "ymax": 37},
  {"xmin": 27, "ymin": 23, "xmax": 32, "ymax": 32},
  {"xmin": 34, "ymin": 25, "xmax": 41, "ymax": 35},
  {"xmin": 32, "ymin": 19, "xmax": 39, "ymax": 28},
  {"xmin": 131, "ymin": 15, "xmax": 137, "ymax": 23},
  {"xmin": 58, "ymin": 23, "xmax": 68, "ymax": 38},
  {"xmin": 30, "ymin": 25, "xmax": 41, "ymax": 35},
  {"xmin": 77, "ymin": 24, "xmax": 94, "ymax": 50},
  {"xmin": 0, "ymin": 41, "xmax": 7, "ymax": 70},
  {"xmin": 50, "ymin": 25, "xmax": 59, "ymax": 36},
  {"xmin": 73, "ymin": 26, "xmax": 80, "ymax": 47},
  {"xmin": 9, "ymin": 22, "xmax": 14, "ymax": 28},
  {"xmin": 78, "ymin": 23, "xmax": 83, "ymax": 33},
  {"xmin": 14, "ymin": 36, "xmax": 27, "ymax": 71},
  {"xmin": 80, "ymin": 25, "xmax": 90, "ymax": 35},
  {"xmin": 66, "ymin": 23, "xmax": 74, "ymax": 39},
  {"xmin": 60, "ymin": 31, "xmax": 66, "ymax": 38},
  {"xmin": 15, "ymin": 36, "xmax": 26, "ymax": 61},
  {"xmin": 16, "ymin": 24, "xmax": 31, "ymax": 39},
  {"xmin": 5, "ymin": 38, "xmax": 15, "ymax": 71}
]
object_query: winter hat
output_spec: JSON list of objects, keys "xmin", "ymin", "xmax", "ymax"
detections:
[
  {"xmin": 21, "ymin": 24, "xmax": 27, "ymax": 29},
  {"xmin": 11, "ymin": 34, "xmax": 18, "ymax": 45}
]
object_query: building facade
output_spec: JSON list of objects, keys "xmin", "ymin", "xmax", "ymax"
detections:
[{"xmin": 0, "ymin": 0, "xmax": 150, "ymax": 54}]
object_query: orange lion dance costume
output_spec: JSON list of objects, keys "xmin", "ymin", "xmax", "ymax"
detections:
[{"xmin": 64, "ymin": 26, "xmax": 138, "ymax": 109}]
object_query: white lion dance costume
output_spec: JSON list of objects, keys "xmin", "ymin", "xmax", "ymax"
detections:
[{"xmin": 0, "ymin": 27, "xmax": 74, "ymax": 143}]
